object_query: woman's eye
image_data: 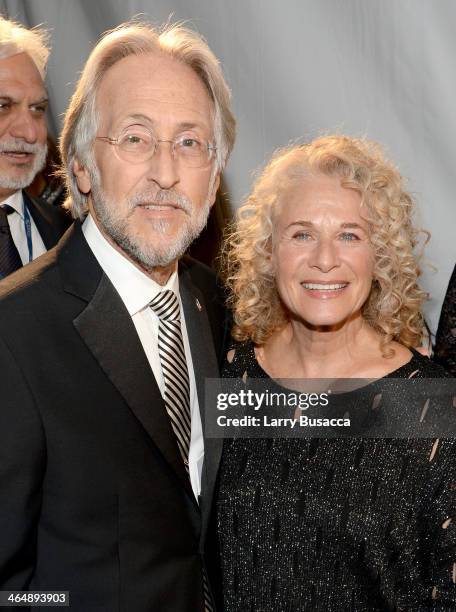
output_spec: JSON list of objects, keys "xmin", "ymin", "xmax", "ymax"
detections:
[
  {"xmin": 293, "ymin": 232, "xmax": 312, "ymax": 241},
  {"xmin": 340, "ymin": 232, "xmax": 360, "ymax": 241}
]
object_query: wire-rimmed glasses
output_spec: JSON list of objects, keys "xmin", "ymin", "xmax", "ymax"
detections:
[{"xmin": 96, "ymin": 124, "xmax": 216, "ymax": 168}]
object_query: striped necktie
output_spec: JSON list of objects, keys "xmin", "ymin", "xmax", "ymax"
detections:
[
  {"xmin": 0, "ymin": 204, "xmax": 22, "ymax": 278},
  {"xmin": 149, "ymin": 290, "xmax": 191, "ymax": 467},
  {"xmin": 149, "ymin": 290, "xmax": 215, "ymax": 612}
]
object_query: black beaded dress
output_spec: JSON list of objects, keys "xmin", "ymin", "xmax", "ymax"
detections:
[
  {"xmin": 216, "ymin": 341, "xmax": 456, "ymax": 612},
  {"xmin": 435, "ymin": 264, "xmax": 456, "ymax": 376}
]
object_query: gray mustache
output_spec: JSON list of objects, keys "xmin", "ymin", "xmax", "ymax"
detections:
[
  {"xmin": 0, "ymin": 140, "xmax": 44, "ymax": 154},
  {"xmin": 130, "ymin": 190, "xmax": 193, "ymax": 212}
]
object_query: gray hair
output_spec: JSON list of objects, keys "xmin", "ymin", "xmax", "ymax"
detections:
[
  {"xmin": 0, "ymin": 16, "xmax": 50, "ymax": 78},
  {"xmin": 60, "ymin": 19, "xmax": 236, "ymax": 219}
]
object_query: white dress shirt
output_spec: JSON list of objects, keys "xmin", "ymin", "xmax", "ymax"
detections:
[
  {"xmin": 1, "ymin": 190, "xmax": 47, "ymax": 264},
  {"xmin": 82, "ymin": 214, "xmax": 204, "ymax": 499}
]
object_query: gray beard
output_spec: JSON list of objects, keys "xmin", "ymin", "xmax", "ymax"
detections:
[
  {"xmin": 0, "ymin": 141, "xmax": 48, "ymax": 190},
  {"xmin": 90, "ymin": 171, "xmax": 212, "ymax": 271}
]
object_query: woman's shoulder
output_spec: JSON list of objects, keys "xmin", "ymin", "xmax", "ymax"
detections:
[
  {"xmin": 222, "ymin": 339, "xmax": 262, "ymax": 378},
  {"xmin": 403, "ymin": 349, "xmax": 455, "ymax": 379}
]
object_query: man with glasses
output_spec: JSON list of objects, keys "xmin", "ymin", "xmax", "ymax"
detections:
[{"xmin": 0, "ymin": 20, "xmax": 235, "ymax": 611}]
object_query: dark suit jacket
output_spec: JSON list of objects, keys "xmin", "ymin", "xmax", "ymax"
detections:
[
  {"xmin": 23, "ymin": 191, "xmax": 70, "ymax": 250},
  {"xmin": 0, "ymin": 222, "xmax": 226, "ymax": 611}
]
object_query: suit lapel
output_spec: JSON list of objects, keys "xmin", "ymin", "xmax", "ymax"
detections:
[
  {"xmin": 23, "ymin": 191, "xmax": 59, "ymax": 249},
  {"xmin": 60, "ymin": 223, "xmax": 195, "ymax": 500},
  {"xmin": 179, "ymin": 264, "xmax": 224, "ymax": 538}
]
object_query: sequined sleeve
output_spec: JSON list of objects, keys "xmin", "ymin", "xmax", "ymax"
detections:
[
  {"xmin": 412, "ymin": 439, "xmax": 456, "ymax": 610},
  {"xmin": 434, "ymin": 265, "xmax": 456, "ymax": 376}
]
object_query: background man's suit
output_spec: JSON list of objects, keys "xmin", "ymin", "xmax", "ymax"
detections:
[
  {"xmin": 0, "ymin": 222, "xmax": 226, "ymax": 611},
  {"xmin": 22, "ymin": 191, "xmax": 70, "ymax": 252}
]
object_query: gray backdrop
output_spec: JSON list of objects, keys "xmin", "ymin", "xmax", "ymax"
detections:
[{"xmin": 2, "ymin": 0, "xmax": 454, "ymax": 335}]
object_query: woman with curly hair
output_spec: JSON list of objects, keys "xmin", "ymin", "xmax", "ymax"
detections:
[{"xmin": 216, "ymin": 136, "xmax": 455, "ymax": 611}]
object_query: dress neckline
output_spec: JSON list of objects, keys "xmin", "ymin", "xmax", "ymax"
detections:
[{"xmin": 246, "ymin": 341, "xmax": 423, "ymax": 383}]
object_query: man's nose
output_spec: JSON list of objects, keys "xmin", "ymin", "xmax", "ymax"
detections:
[
  {"xmin": 146, "ymin": 141, "xmax": 179, "ymax": 190},
  {"xmin": 9, "ymin": 109, "xmax": 40, "ymax": 143}
]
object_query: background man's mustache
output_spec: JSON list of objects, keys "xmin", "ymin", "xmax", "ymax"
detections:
[{"xmin": 0, "ymin": 140, "xmax": 45, "ymax": 154}]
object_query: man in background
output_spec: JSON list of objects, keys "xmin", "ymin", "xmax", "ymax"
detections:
[
  {"xmin": 0, "ymin": 19, "xmax": 235, "ymax": 611},
  {"xmin": 0, "ymin": 16, "xmax": 69, "ymax": 279}
]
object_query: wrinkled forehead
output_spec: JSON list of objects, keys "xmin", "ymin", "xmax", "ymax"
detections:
[
  {"xmin": 0, "ymin": 51, "xmax": 46, "ymax": 93},
  {"xmin": 272, "ymin": 171, "xmax": 367, "ymax": 226},
  {"xmin": 95, "ymin": 52, "xmax": 215, "ymax": 132},
  {"xmin": 271, "ymin": 168, "xmax": 329, "ymax": 209}
]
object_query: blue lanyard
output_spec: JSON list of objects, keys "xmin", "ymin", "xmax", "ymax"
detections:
[{"xmin": 23, "ymin": 203, "xmax": 33, "ymax": 263}]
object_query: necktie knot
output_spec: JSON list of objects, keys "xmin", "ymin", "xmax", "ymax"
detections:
[
  {"xmin": 1, "ymin": 204, "xmax": 15, "ymax": 214},
  {"xmin": 0, "ymin": 204, "xmax": 15, "ymax": 227},
  {"xmin": 0, "ymin": 203, "xmax": 22, "ymax": 277},
  {"xmin": 149, "ymin": 289, "xmax": 181, "ymax": 322}
]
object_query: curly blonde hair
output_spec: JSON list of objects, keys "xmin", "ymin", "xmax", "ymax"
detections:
[{"xmin": 222, "ymin": 136, "xmax": 429, "ymax": 353}]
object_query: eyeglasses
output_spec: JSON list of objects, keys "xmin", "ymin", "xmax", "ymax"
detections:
[{"xmin": 96, "ymin": 124, "xmax": 217, "ymax": 168}]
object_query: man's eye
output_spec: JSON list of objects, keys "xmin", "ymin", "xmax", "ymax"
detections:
[
  {"xmin": 180, "ymin": 138, "xmax": 200, "ymax": 148},
  {"xmin": 31, "ymin": 105, "xmax": 47, "ymax": 114},
  {"xmin": 124, "ymin": 134, "xmax": 146, "ymax": 145},
  {"xmin": 0, "ymin": 102, "xmax": 11, "ymax": 111}
]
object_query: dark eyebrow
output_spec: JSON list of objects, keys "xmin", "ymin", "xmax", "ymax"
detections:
[
  {"xmin": 0, "ymin": 95, "xmax": 48, "ymax": 106},
  {"xmin": 31, "ymin": 97, "xmax": 48, "ymax": 106}
]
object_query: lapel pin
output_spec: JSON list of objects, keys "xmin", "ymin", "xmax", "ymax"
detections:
[{"xmin": 195, "ymin": 298, "xmax": 202, "ymax": 311}]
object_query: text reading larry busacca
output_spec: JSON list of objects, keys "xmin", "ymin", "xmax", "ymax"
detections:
[{"xmin": 215, "ymin": 389, "xmax": 350, "ymax": 429}]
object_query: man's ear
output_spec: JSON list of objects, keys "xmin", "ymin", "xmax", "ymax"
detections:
[
  {"xmin": 73, "ymin": 158, "xmax": 92, "ymax": 195},
  {"xmin": 208, "ymin": 171, "xmax": 221, "ymax": 207}
]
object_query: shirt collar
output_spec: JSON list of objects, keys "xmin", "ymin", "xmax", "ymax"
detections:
[
  {"xmin": 82, "ymin": 213, "xmax": 179, "ymax": 316},
  {"xmin": 1, "ymin": 190, "xmax": 24, "ymax": 218}
]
